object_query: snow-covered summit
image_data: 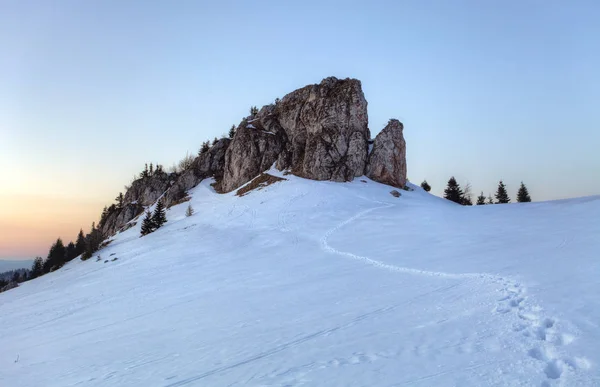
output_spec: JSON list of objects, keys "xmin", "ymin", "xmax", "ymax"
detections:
[{"xmin": 1, "ymin": 173, "xmax": 599, "ymax": 386}]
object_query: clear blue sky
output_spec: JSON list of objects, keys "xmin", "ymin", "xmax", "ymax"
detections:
[{"xmin": 1, "ymin": 0, "xmax": 599, "ymax": 258}]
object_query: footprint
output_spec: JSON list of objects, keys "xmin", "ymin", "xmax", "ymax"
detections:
[
  {"xmin": 554, "ymin": 333, "xmax": 575, "ymax": 346},
  {"xmin": 542, "ymin": 318, "xmax": 555, "ymax": 328},
  {"xmin": 544, "ymin": 360, "xmax": 564, "ymax": 379},
  {"xmin": 510, "ymin": 297, "xmax": 525, "ymax": 307},
  {"xmin": 528, "ymin": 347, "xmax": 544, "ymax": 361}
]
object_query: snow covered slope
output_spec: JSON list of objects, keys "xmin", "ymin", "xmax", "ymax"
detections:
[{"xmin": 1, "ymin": 173, "xmax": 599, "ymax": 386}]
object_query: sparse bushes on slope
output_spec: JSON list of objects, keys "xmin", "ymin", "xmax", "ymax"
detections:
[{"xmin": 185, "ymin": 204, "xmax": 194, "ymax": 217}]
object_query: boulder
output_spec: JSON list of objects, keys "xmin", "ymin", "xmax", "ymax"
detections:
[{"xmin": 366, "ymin": 119, "xmax": 407, "ymax": 189}]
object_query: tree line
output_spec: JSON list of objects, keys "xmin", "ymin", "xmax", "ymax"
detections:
[{"xmin": 420, "ymin": 178, "xmax": 532, "ymax": 205}]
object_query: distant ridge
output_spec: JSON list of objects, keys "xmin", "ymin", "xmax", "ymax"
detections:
[{"xmin": 0, "ymin": 259, "xmax": 33, "ymax": 273}]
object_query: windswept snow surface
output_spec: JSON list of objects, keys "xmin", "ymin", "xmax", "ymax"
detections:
[{"xmin": 1, "ymin": 174, "xmax": 599, "ymax": 386}]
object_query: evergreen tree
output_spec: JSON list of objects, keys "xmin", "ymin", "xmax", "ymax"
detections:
[
  {"xmin": 141, "ymin": 163, "xmax": 149, "ymax": 179},
  {"xmin": 82, "ymin": 222, "xmax": 103, "ymax": 260},
  {"xmin": 487, "ymin": 194, "xmax": 494, "ymax": 205},
  {"xmin": 228, "ymin": 125, "xmax": 236, "ymax": 138},
  {"xmin": 30, "ymin": 257, "xmax": 43, "ymax": 279},
  {"xmin": 140, "ymin": 211, "xmax": 155, "ymax": 236},
  {"xmin": 212, "ymin": 137, "xmax": 218, "ymax": 146},
  {"xmin": 100, "ymin": 206, "xmax": 109, "ymax": 225},
  {"xmin": 116, "ymin": 192, "xmax": 124, "ymax": 208},
  {"xmin": 43, "ymin": 238, "xmax": 66, "ymax": 273},
  {"xmin": 443, "ymin": 177, "xmax": 464, "ymax": 204},
  {"xmin": 495, "ymin": 180, "xmax": 510, "ymax": 204},
  {"xmin": 199, "ymin": 141, "xmax": 210, "ymax": 155},
  {"xmin": 185, "ymin": 204, "xmax": 194, "ymax": 217},
  {"xmin": 420, "ymin": 180, "xmax": 431, "ymax": 192},
  {"xmin": 152, "ymin": 200, "xmax": 167, "ymax": 229},
  {"xmin": 476, "ymin": 191, "xmax": 486, "ymax": 205},
  {"xmin": 250, "ymin": 106, "xmax": 259, "ymax": 116},
  {"xmin": 149, "ymin": 163, "xmax": 154, "ymax": 176},
  {"xmin": 75, "ymin": 229, "xmax": 86, "ymax": 257},
  {"xmin": 517, "ymin": 182, "xmax": 532, "ymax": 203},
  {"xmin": 156, "ymin": 164, "xmax": 163, "ymax": 174},
  {"xmin": 65, "ymin": 241, "xmax": 77, "ymax": 261}
]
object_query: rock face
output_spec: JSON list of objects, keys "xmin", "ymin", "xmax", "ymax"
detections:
[
  {"xmin": 165, "ymin": 138, "xmax": 230, "ymax": 203},
  {"xmin": 99, "ymin": 202, "xmax": 144, "ymax": 237},
  {"xmin": 221, "ymin": 119, "xmax": 286, "ymax": 193},
  {"xmin": 96, "ymin": 77, "xmax": 409, "ymax": 239},
  {"xmin": 366, "ymin": 119, "xmax": 407, "ymax": 189},
  {"xmin": 124, "ymin": 171, "xmax": 172, "ymax": 207},
  {"xmin": 221, "ymin": 77, "xmax": 370, "ymax": 192}
]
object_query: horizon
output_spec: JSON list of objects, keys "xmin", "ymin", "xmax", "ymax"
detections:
[{"xmin": 2, "ymin": 1, "xmax": 599, "ymax": 260}]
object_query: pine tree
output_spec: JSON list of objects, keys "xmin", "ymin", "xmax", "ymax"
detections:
[
  {"xmin": 228, "ymin": 125, "xmax": 236, "ymax": 138},
  {"xmin": 140, "ymin": 211, "xmax": 154, "ymax": 236},
  {"xmin": 250, "ymin": 106, "xmax": 258, "ymax": 116},
  {"xmin": 43, "ymin": 238, "xmax": 66, "ymax": 273},
  {"xmin": 142, "ymin": 163, "xmax": 149, "ymax": 179},
  {"xmin": 82, "ymin": 222, "xmax": 103, "ymax": 260},
  {"xmin": 517, "ymin": 182, "xmax": 532, "ymax": 203},
  {"xmin": 30, "ymin": 257, "xmax": 43, "ymax": 279},
  {"xmin": 75, "ymin": 229, "xmax": 86, "ymax": 257},
  {"xmin": 100, "ymin": 206, "xmax": 109, "ymax": 225},
  {"xmin": 487, "ymin": 194, "xmax": 494, "ymax": 205},
  {"xmin": 185, "ymin": 204, "xmax": 194, "ymax": 217},
  {"xmin": 156, "ymin": 164, "xmax": 163, "ymax": 174},
  {"xmin": 199, "ymin": 141, "xmax": 210, "ymax": 155},
  {"xmin": 115, "ymin": 192, "xmax": 124, "ymax": 209},
  {"xmin": 212, "ymin": 137, "xmax": 218, "ymax": 146},
  {"xmin": 152, "ymin": 200, "xmax": 167, "ymax": 229},
  {"xmin": 149, "ymin": 163, "xmax": 154, "ymax": 176},
  {"xmin": 495, "ymin": 180, "xmax": 510, "ymax": 204},
  {"xmin": 420, "ymin": 180, "xmax": 431, "ymax": 192},
  {"xmin": 443, "ymin": 177, "xmax": 464, "ymax": 204},
  {"xmin": 476, "ymin": 191, "xmax": 486, "ymax": 205},
  {"xmin": 65, "ymin": 241, "xmax": 77, "ymax": 261}
]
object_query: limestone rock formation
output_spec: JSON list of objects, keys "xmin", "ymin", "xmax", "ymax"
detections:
[
  {"xmin": 99, "ymin": 202, "xmax": 144, "ymax": 237},
  {"xmin": 166, "ymin": 138, "xmax": 230, "ymax": 203},
  {"xmin": 124, "ymin": 171, "xmax": 172, "ymax": 207},
  {"xmin": 222, "ymin": 77, "xmax": 370, "ymax": 192},
  {"xmin": 221, "ymin": 119, "xmax": 285, "ymax": 193},
  {"xmin": 366, "ymin": 119, "xmax": 407, "ymax": 189}
]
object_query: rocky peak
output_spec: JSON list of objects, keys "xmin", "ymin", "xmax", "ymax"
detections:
[
  {"xmin": 221, "ymin": 77, "xmax": 371, "ymax": 192},
  {"xmin": 366, "ymin": 119, "xmax": 407, "ymax": 189}
]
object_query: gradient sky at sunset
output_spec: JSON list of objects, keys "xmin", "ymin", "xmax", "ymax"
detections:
[{"xmin": 1, "ymin": 0, "xmax": 599, "ymax": 260}]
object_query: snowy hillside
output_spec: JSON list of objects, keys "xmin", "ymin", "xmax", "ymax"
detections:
[{"xmin": 1, "ymin": 172, "xmax": 599, "ymax": 386}]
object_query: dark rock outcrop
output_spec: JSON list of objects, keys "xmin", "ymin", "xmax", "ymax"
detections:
[
  {"xmin": 165, "ymin": 138, "xmax": 231, "ymax": 203},
  {"xmin": 222, "ymin": 77, "xmax": 370, "ymax": 192},
  {"xmin": 124, "ymin": 171, "xmax": 172, "ymax": 207},
  {"xmin": 366, "ymin": 119, "xmax": 407, "ymax": 189},
  {"xmin": 221, "ymin": 119, "xmax": 286, "ymax": 193},
  {"xmin": 99, "ymin": 202, "xmax": 144, "ymax": 237}
]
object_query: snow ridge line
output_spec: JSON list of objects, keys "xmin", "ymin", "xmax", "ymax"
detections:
[{"xmin": 321, "ymin": 199, "xmax": 588, "ymax": 384}]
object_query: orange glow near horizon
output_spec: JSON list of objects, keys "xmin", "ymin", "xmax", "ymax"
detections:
[{"xmin": 0, "ymin": 193, "xmax": 105, "ymax": 259}]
